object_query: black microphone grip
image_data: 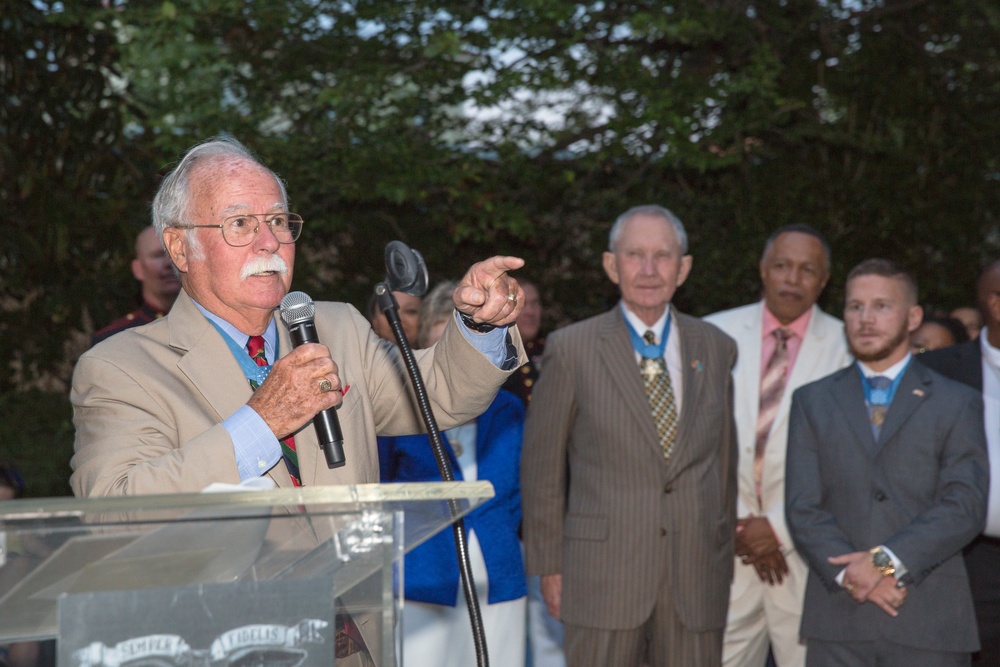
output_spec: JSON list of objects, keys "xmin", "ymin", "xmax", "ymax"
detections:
[{"xmin": 285, "ymin": 318, "xmax": 347, "ymax": 469}]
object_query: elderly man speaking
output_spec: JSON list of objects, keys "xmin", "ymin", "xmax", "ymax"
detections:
[{"xmin": 70, "ymin": 136, "xmax": 527, "ymax": 497}]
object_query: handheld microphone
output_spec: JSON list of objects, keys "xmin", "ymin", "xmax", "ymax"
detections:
[{"xmin": 279, "ymin": 291, "xmax": 346, "ymax": 469}]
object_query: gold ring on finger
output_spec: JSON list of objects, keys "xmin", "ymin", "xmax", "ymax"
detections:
[{"xmin": 318, "ymin": 378, "xmax": 333, "ymax": 393}]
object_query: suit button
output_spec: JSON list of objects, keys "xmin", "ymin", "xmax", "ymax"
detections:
[
  {"xmin": 874, "ymin": 491, "xmax": 887, "ymax": 502},
  {"xmin": 660, "ymin": 528, "xmax": 667, "ymax": 537},
  {"xmin": 664, "ymin": 484, "xmax": 673, "ymax": 494}
]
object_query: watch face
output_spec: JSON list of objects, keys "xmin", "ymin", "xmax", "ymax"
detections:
[{"xmin": 872, "ymin": 550, "xmax": 892, "ymax": 570}]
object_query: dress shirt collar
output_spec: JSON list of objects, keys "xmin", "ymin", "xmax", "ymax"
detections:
[
  {"xmin": 858, "ymin": 354, "xmax": 911, "ymax": 381},
  {"xmin": 761, "ymin": 303, "xmax": 812, "ymax": 342},
  {"xmin": 982, "ymin": 332, "xmax": 1000, "ymax": 373},
  {"xmin": 192, "ymin": 299, "xmax": 278, "ymax": 361},
  {"xmin": 620, "ymin": 303, "xmax": 670, "ymax": 345}
]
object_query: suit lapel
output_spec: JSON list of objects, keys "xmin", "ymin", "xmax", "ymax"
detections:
[
  {"xmin": 170, "ymin": 292, "xmax": 252, "ymax": 423},
  {"xmin": 775, "ymin": 308, "xmax": 824, "ymax": 433},
  {"xmin": 785, "ymin": 306, "xmax": 836, "ymax": 397},
  {"xmin": 830, "ymin": 365, "xmax": 877, "ymax": 457},
  {"xmin": 674, "ymin": 309, "xmax": 704, "ymax": 442},
  {"xmin": 958, "ymin": 342, "xmax": 984, "ymax": 391},
  {"xmin": 875, "ymin": 362, "xmax": 931, "ymax": 454},
  {"xmin": 735, "ymin": 304, "xmax": 764, "ymax": 428},
  {"xmin": 599, "ymin": 308, "xmax": 662, "ymax": 450},
  {"xmin": 171, "ymin": 292, "xmax": 299, "ymax": 491}
]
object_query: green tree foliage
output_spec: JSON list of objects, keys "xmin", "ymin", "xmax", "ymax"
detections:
[
  {"xmin": 106, "ymin": 0, "xmax": 1000, "ymax": 318},
  {"xmin": 1, "ymin": 0, "xmax": 160, "ymax": 396},
  {"xmin": 2, "ymin": 0, "xmax": 1000, "ymax": 494}
]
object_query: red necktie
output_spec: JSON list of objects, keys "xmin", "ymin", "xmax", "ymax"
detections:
[{"xmin": 246, "ymin": 335, "xmax": 301, "ymax": 486}]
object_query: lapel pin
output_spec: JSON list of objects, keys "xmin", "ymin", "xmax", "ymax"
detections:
[
  {"xmin": 912, "ymin": 389, "xmax": 925, "ymax": 397},
  {"xmin": 691, "ymin": 360, "xmax": 703, "ymax": 372}
]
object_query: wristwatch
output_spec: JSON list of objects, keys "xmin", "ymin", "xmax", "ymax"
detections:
[
  {"xmin": 870, "ymin": 546, "xmax": 896, "ymax": 577},
  {"xmin": 459, "ymin": 311, "xmax": 496, "ymax": 334}
]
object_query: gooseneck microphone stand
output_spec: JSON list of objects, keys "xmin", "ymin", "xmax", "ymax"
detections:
[{"xmin": 375, "ymin": 242, "xmax": 489, "ymax": 667}]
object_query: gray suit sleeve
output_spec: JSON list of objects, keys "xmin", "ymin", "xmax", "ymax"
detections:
[
  {"xmin": 882, "ymin": 390, "xmax": 988, "ymax": 585},
  {"xmin": 785, "ymin": 387, "xmax": 857, "ymax": 591}
]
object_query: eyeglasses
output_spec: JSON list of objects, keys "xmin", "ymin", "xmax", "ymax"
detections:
[{"xmin": 173, "ymin": 213, "xmax": 303, "ymax": 247}]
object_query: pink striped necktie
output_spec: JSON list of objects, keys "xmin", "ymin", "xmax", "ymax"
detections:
[{"xmin": 754, "ymin": 328, "xmax": 791, "ymax": 503}]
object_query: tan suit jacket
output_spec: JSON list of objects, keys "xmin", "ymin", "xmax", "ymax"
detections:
[
  {"xmin": 521, "ymin": 305, "xmax": 738, "ymax": 631},
  {"xmin": 71, "ymin": 290, "xmax": 524, "ymax": 496}
]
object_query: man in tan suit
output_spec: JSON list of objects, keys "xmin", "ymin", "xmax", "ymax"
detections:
[
  {"xmin": 71, "ymin": 135, "xmax": 527, "ymax": 497},
  {"xmin": 521, "ymin": 205, "xmax": 738, "ymax": 666}
]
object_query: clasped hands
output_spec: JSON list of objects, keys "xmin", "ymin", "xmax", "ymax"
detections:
[
  {"xmin": 248, "ymin": 255, "xmax": 525, "ymax": 440},
  {"xmin": 829, "ymin": 551, "xmax": 907, "ymax": 617},
  {"xmin": 735, "ymin": 516, "xmax": 789, "ymax": 585}
]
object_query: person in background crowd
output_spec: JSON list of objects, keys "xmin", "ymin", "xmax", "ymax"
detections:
[
  {"xmin": 0, "ymin": 463, "xmax": 25, "ymax": 500},
  {"xmin": 92, "ymin": 225, "xmax": 181, "ymax": 346},
  {"xmin": 920, "ymin": 260, "xmax": 1000, "ymax": 665},
  {"xmin": 705, "ymin": 224, "xmax": 851, "ymax": 667},
  {"xmin": 909, "ymin": 315, "xmax": 967, "ymax": 354},
  {"xmin": 503, "ymin": 279, "xmax": 545, "ymax": 407},
  {"xmin": 521, "ymin": 205, "xmax": 737, "ymax": 666},
  {"xmin": 378, "ymin": 280, "xmax": 527, "ymax": 667},
  {"xmin": 367, "ymin": 290, "xmax": 422, "ymax": 345},
  {"xmin": 786, "ymin": 258, "xmax": 987, "ymax": 666},
  {"xmin": 952, "ymin": 306, "xmax": 984, "ymax": 341}
]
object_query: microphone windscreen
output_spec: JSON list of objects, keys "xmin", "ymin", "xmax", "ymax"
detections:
[{"xmin": 279, "ymin": 291, "xmax": 315, "ymax": 326}]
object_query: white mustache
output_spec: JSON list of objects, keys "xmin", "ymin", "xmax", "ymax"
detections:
[{"xmin": 240, "ymin": 255, "xmax": 288, "ymax": 280}]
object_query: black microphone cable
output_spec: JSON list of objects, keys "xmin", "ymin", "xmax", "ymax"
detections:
[{"xmin": 375, "ymin": 241, "xmax": 490, "ymax": 667}]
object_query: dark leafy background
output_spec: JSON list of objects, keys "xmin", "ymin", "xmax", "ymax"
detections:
[{"xmin": 3, "ymin": 0, "xmax": 998, "ymax": 496}]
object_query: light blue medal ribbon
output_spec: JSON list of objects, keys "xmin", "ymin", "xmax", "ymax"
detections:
[
  {"xmin": 624, "ymin": 313, "xmax": 671, "ymax": 358},
  {"xmin": 207, "ymin": 320, "xmax": 277, "ymax": 389},
  {"xmin": 858, "ymin": 360, "xmax": 909, "ymax": 406}
]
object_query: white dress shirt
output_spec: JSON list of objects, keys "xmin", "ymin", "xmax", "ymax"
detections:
[{"xmin": 979, "ymin": 334, "xmax": 1000, "ymax": 537}]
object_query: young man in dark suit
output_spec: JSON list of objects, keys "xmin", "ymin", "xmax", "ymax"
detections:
[
  {"xmin": 786, "ymin": 259, "xmax": 988, "ymax": 666},
  {"xmin": 919, "ymin": 260, "xmax": 1000, "ymax": 665}
]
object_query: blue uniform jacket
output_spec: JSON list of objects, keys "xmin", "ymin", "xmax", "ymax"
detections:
[{"xmin": 378, "ymin": 390, "xmax": 526, "ymax": 606}]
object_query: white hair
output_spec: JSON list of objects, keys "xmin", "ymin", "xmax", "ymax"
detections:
[{"xmin": 608, "ymin": 205, "xmax": 688, "ymax": 254}]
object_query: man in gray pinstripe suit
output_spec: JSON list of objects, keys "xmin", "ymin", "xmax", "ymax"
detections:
[{"xmin": 521, "ymin": 205, "xmax": 738, "ymax": 666}]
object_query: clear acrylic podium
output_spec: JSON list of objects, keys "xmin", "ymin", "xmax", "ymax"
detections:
[{"xmin": 0, "ymin": 482, "xmax": 494, "ymax": 667}]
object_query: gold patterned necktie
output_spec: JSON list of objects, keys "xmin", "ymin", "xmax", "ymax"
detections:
[
  {"xmin": 754, "ymin": 328, "xmax": 791, "ymax": 503},
  {"xmin": 640, "ymin": 330, "xmax": 680, "ymax": 462}
]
